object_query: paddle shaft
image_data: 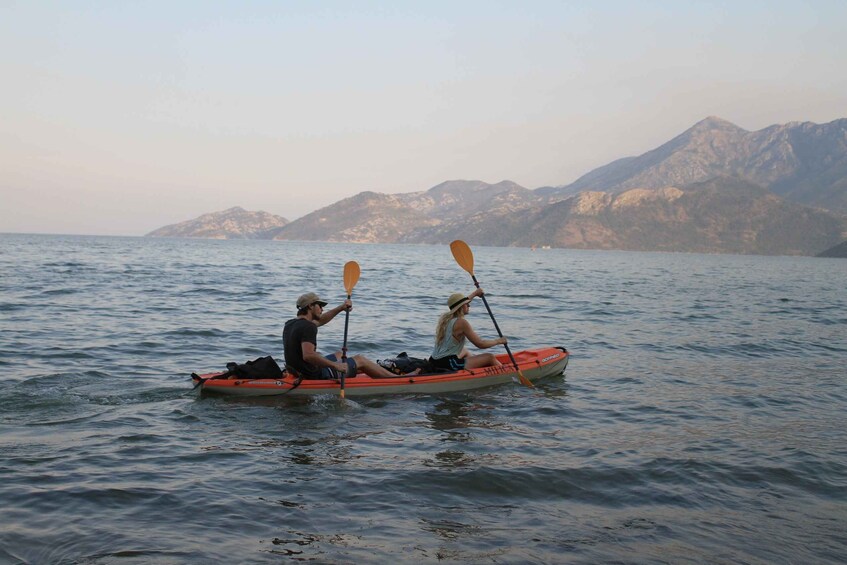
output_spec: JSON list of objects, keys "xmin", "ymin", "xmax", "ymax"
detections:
[
  {"xmin": 469, "ymin": 274, "xmax": 521, "ymax": 370},
  {"xmin": 340, "ymin": 293, "xmax": 351, "ymax": 396},
  {"xmin": 342, "ymin": 295, "xmax": 351, "ymax": 362},
  {"xmin": 340, "ymin": 260, "xmax": 360, "ymax": 399}
]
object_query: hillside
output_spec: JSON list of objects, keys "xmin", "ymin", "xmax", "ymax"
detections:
[
  {"xmin": 144, "ymin": 116, "xmax": 847, "ymax": 255},
  {"xmin": 269, "ymin": 180, "xmax": 542, "ymax": 243},
  {"xmin": 146, "ymin": 207, "xmax": 289, "ymax": 239},
  {"xmin": 548, "ymin": 116, "xmax": 847, "ymax": 213},
  {"xmin": 145, "ymin": 177, "xmax": 846, "ymax": 255},
  {"xmin": 817, "ymin": 240, "xmax": 847, "ymax": 258},
  {"xmin": 403, "ymin": 177, "xmax": 847, "ymax": 255}
]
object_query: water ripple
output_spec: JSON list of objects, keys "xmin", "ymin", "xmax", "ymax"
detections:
[{"xmin": 0, "ymin": 234, "xmax": 845, "ymax": 563}]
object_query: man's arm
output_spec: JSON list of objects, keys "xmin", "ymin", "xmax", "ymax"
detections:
[
  {"xmin": 316, "ymin": 299, "xmax": 352, "ymax": 327},
  {"xmin": 301, "ymin": 341, "xmax": 348, "ymax": 373}
]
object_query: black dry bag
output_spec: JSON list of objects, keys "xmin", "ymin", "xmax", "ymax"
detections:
[{"xmin": 224, "ymin": 356, "xmax": 283, "ymax": 380}]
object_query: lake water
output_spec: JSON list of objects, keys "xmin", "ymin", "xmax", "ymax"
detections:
[{"xmin": 1, "ymin": 233, "xmax": 845, "ymax": 564}]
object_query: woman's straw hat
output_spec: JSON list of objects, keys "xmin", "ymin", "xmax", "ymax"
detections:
[{"xmin": 447, "ymin": 292, "xmax": 471, "ymax": 313}]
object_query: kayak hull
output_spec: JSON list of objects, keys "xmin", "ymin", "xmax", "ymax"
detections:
[{"xmin": 192, "ymin": 347, "xmax": 568, "ymax": 397}]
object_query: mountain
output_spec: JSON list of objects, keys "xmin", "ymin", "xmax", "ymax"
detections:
[
  {"xmin": 146, "ymin": 177, "xmax": 846, "ymax": 255},
  {"xmin": 548, "ymin": 116, "xmax": 847, "ymax": 213},
  {"xmin": 402, "ymin": 177, "xmax": 846, "ymax": 255},
  {"xmin": 817, "ymin": 240, "xmax": 847, "ymax": 258},
  {"xmin": 269, "ymin": 180, "xmax": 541, "ymax": 243},
  {"xmin": 265, "ymin": 191, "xmax": 437, "ymax": 243},
  {"xmin": 146, "ymin": 207, "xmax": 289, "ymax": 239},
  {"xmin": 268, "ymin": 176, "xmax": 846, "ymax": 254},
  {"xmin": 145, "ymin": 116, "xmax": 847, "ymax": 255}
]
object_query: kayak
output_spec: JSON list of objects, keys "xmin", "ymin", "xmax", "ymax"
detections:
[
  {"xmin": 192, "ymin": 346, "xmax": 569, "ymax": 397},
  {"xmin": 193, "ymin": 346, "xmax": 568, "ymax": 397}
]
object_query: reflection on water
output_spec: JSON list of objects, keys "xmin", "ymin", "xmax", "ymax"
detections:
[
  {"xmin": 423, "ymin": 399, "xmax": 507, "ymax": 468},
  {"xmin": 425, "ymin": 399, "xmax": 474, "ymax": 437},
  {"xmin": 291, "ymin": 451, "xmax": 315, "ymax": 465},
  {"xmin": 429, "ymin": 449, "xmax": 475, "ymax": 468},
  {"xmin": 269, "ymin": 531, "xmax": 320, "ymax": 557},
  {"xmin": 536, "ymin": 375, "xmax": 570, "ymax": 398},
  {"xmin": 421, "ymin": 517, "xmax": 483, "ymax": 541},
  {"xmin": 425, "ymin": 399, "xmax": 500, "ymax": 435}
]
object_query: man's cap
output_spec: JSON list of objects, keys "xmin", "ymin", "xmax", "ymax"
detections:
[
  {"xmin": 297, "ymin": 292, "xmax": 328, "ymax": 309},
  {"xmin": 447, "ymin": 292, "xmax": 471, "ymax": 313}
]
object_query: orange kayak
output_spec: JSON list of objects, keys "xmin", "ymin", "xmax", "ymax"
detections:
[{"xmin": 192, "ymin": 347, "xmax": 569, "ymax": 397}]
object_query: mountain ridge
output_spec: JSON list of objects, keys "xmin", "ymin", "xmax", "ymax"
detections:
[
  {"xmin": 146, "ymin": 116, "xmax": 847, "ymax": 255},
  {"xmin": 147, "ymin": 206, "xmax": 289, "ymax": 239},
  {"xmin": 817, "ymin": 240, "xmax": 847, "ymax": 258},
  {"xmin": 393, "ymin": 177, "xmax": 845, "ymax": 255},
  {"xmin": 552, "ymin": 116, "xmax": 847, "ymax": 213}
]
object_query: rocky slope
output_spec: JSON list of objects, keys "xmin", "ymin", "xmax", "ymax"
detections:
[
  {"xmin": 403, "ymin": 177, "xmax": 846, "ymax": 255},
  {"xmin": 145, "ymin": 116, "xmax": 847, "ymax": 255},
  {"xmin": 268, "ymin": 177, "xmax": 846, "ymax": 255},
  {"xmin": 543, "ymin": 116, "xmax": 847, "ymax": 213},
  {"xmin": 817, "ymin": 240, "xmax": 847, "ymax": 258},
  {"xmin": 146, "ymin": 177, "xmax": 846, "ymax": 255},
  {"xmin": 146, "ymin": 207, "xmax": 288, "ymax": 239},
  {"xmin": 268, "ymin": 180, "xmax": 543, "ymax": 243}
]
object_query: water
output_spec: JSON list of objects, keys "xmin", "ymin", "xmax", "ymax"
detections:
[{"xmin": 1, "ymin": 233, "xmax": 845, "ymax": 564}]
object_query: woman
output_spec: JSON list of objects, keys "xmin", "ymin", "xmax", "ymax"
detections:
[{"xmin": 430, "ymin": 288, "xmax": 507, "ymax": 371}]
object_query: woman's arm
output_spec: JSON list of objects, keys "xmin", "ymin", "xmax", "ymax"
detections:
[{"xmin": 454, "ymin": 318, "xmax": 507, "ymax": 349}]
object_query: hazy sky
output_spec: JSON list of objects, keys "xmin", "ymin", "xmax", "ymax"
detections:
[{"xmin": 2, "ymin": 1, "xmax": 846, "ymax": 235}]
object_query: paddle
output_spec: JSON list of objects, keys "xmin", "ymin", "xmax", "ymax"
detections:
[
  {"xmin": 340, "ymin": 260, "xmax": 361, "ymax": 399},
  {"xmin": 449, "ymin": 240, "xmax": 534, "ymax": 388}
]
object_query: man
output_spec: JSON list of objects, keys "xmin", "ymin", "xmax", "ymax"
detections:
[{"xmin": 283, "ymin": 292, "xmax": 398, "ymax": 379}]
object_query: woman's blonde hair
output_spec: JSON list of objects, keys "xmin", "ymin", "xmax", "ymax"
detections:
[{"xmin": 434, "ymin": 309, "xmax": 462, "ymax": 346}]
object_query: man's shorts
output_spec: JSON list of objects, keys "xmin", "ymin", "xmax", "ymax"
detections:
[{"xmin": 321, "ymin": 353, "xmax": 358, "ymax": 379}]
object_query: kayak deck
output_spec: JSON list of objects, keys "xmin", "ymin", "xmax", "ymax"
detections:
[{"xmin": 192, "ymin": 346, "xmax": 569, "ymax": 397}]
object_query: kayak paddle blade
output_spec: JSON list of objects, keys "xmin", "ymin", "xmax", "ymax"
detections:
[
  {"xmin": 450, "ymin": 240, "xmax": 474, "ymax": 275},
  {"xmin": 343, "ymin": 261, "xmax": 361, "ymax": 296}
]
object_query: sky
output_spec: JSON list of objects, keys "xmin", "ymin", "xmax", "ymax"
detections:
[{"xmin": 2, "ymin": 1, "xmax": 846, "ymax": 236}]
